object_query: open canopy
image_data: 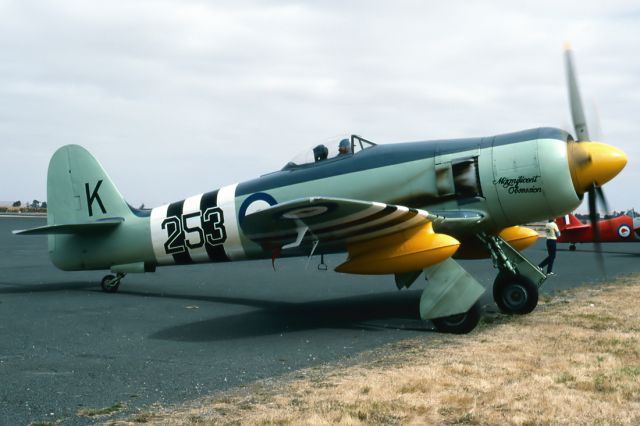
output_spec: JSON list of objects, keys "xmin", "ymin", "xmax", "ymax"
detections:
[{"xmin": 282, "ymin": 135, "xmax": 376, "ymax": 170}]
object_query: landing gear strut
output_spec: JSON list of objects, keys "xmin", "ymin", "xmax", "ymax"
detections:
[
  {"xmin": 478, "ymin": 233, "xmax": 545, "ymax": 315},
  {"xmin": 101, "ymin": 272, "xmax": 126, "ymax": 293},
  {"xmin": 432, "ymin": 300, "xmax": 483, "ymax": 334}
]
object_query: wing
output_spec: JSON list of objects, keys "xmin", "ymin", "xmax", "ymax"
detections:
[
  {"xmin": 241, "ymin": 197, "xmax": 460, "ymax": 274},
  {"xmin": 242, "ymin": 197, "xmax": 435, "ymax": 247}
]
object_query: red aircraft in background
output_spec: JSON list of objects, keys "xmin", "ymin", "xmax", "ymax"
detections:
[{"xmin": 556, "ymin": 211, "xmax": 640, "ymax": 250}]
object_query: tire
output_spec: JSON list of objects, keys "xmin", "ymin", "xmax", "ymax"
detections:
[
  {"xmin": 493, "ymin": 272, "xmax": 538, "ymax": 315},
  {"xmin": 569, "ymin": 244, "xmax": 576, "ymax": 251},
  {"xmin": 432, "ymin": 300, "xmax": 483, "ymax": 334},
  {"xmin": 101, "ymin": 274, "xmax": 120, "ymax": 293}
]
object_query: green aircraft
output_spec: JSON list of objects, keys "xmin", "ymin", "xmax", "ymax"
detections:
[{"xmin": 14, "ymin": 48, "xmax": 627, "ymax": 334}]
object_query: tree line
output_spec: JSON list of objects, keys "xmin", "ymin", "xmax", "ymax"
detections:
[
  {"xmin": 0, "ymin": 200, "xmax": 48, "ymax": 213},
  {"xmin": 10, "ymin": 200, "xmax": 47, "ymax": 209}
]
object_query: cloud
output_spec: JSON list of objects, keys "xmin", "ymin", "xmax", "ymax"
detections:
[{"xmin": 0, "ymin": 0, "xmax": 638, "ymax": 211}]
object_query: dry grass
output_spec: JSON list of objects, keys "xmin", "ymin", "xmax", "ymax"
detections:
[
  {"xmin": 111, "ymin": 275, "xmax": 640, "ymax": 425},
  {"xmin": 79, "ymin": 402, "xmax": 125, "ymax": 417}
]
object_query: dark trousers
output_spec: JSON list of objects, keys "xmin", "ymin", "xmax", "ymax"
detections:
[{"xmin": 538, "ymin": 239, "xmax": 557, "ymax": 273}]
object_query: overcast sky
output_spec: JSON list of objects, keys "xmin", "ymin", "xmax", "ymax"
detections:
[{"xmin": 1, "ymin": 0, "xmax": 638, "ymax": 212}]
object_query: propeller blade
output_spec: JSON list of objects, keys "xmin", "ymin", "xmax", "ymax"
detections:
[
  {"xmin": 590, "ymin": 102, "xmax": 604, "ymax": 142},
  {"xmin": 595, "ymin": 186, "xmax": 610, "ymax": 217},
  {"xmin": 566, "ymin": 45, "xmax": 616, "ymax": 278},
  {"xmin": 565, "ymin": 44, "xmax": 591, "ymax": 141},
  {"xmin": 587, "ymin": 185, "xmax": 606, "ymax": 276},
  {"xmin": 588, "ymin": 186, "xmax": 599, "ymax": 238}
]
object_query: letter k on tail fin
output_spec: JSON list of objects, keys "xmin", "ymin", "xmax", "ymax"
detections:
[{"xmin": 47, "ymin": 144, "xmax": 134, "ymax": 225}]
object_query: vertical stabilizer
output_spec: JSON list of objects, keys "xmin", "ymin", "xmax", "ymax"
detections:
[
  {"xmin": 47, "ymin": 145, "xmax": 133, "ymax": 226},
  {"xmin": 555, "ymin": 213, "xmax": 583, "ymax": 231}
]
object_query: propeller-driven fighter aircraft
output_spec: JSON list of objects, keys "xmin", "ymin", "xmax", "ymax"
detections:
[
  {"xmin": 14, "ymin": 48, "xmax": 628, "ymax": 333},
  {"xmin": 557, "ymin": 212, "xmax": 640, "ymax": 250}
]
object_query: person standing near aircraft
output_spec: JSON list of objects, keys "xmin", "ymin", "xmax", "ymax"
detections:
[{"xmin": 539, "ymin": 219, "xmax": 561, "ymax": 276}]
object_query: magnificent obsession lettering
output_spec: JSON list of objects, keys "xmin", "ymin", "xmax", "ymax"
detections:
[{"xmin": 493, "ymin": 176, "xmax": 542, "ymax": 194}]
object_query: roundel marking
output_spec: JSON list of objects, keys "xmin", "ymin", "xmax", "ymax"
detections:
[
  {"xmin": 238, "ymin": 192, "xmax": 278, "ymax": 224},
  {"xmin": 618, "ymin": 224, "xmax": 631, "ymax": 238},
  {"xmin": 282, "ymin": 206, "xmax": 329, "ymax": 219},
  {"xmin": 280, "ymin": 202, "xmax": 338, "ymax": 220}
]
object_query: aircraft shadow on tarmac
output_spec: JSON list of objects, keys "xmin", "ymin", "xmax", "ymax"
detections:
[
  {"xmin": 150, "ymin": 291, "xmax": 430, "ymax": 341},
  {"xmin": 0, "ymin": 280, "xmax": 431, "ymax": 339},
  {"xmin": 0, "ymin": 281, "xmax": 96, "ymax": 294},
  {"xmin": 137, "ymin": 289, "xmax": 430, "ymax": 342}
]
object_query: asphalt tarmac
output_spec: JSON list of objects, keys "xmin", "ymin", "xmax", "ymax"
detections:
[{"xmin": 2, "ymin": 216, "xmax": 640, "ymax": 425}]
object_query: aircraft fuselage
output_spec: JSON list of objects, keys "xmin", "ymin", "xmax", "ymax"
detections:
[{"xmin": 49, "ymin": 127, "xmax": 582, "ymax": 271}]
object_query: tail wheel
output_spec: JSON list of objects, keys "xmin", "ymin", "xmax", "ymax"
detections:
[
  {"xmin": 493, "ymin": 272, "xmax": 538, "ymax": 315},
  {"xmin": 432, "ymin": 300, "xmax": 483, "ymax": 334},
  {"xmin": 569, "ymin": 243, "xmax": 577, "ymax": 251},
  {"xmin": 101, "ymin": 274, "xmax": 121, "ymax": 293}
]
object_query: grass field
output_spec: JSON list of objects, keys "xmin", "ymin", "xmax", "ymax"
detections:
[{"xmin": 108, "ymin": 274, "xmax": 640, "ymax": 425}]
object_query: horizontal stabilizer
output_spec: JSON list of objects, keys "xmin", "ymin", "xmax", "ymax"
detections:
[{"xmin": 13, "ymin": 217, "xmax": 124, "ymax": 235}]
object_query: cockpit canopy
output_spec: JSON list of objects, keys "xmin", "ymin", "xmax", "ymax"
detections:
[{"xmin": 283, "ymin": 135, "xmax": 376, "ymax": 170}]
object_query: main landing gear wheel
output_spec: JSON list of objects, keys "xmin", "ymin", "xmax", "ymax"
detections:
[
  {"xmin": 493, "ymin": 272, "xmax": 538, "ymax": 315},
  {"xmin": 101, "ymin": 273, "xmax": 124, "ymax": 293},
  {"xmin": 569, "ymin": 243, "xmax": 577, "ymax": 251},
  {"xmin": 432, "ymin": 301, "xmax": 483, "ymax": 334}
]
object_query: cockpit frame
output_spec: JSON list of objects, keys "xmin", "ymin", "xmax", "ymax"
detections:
[{"xmin": 282, "ymin": 134, "xmax": 377, "ymax": 170}]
